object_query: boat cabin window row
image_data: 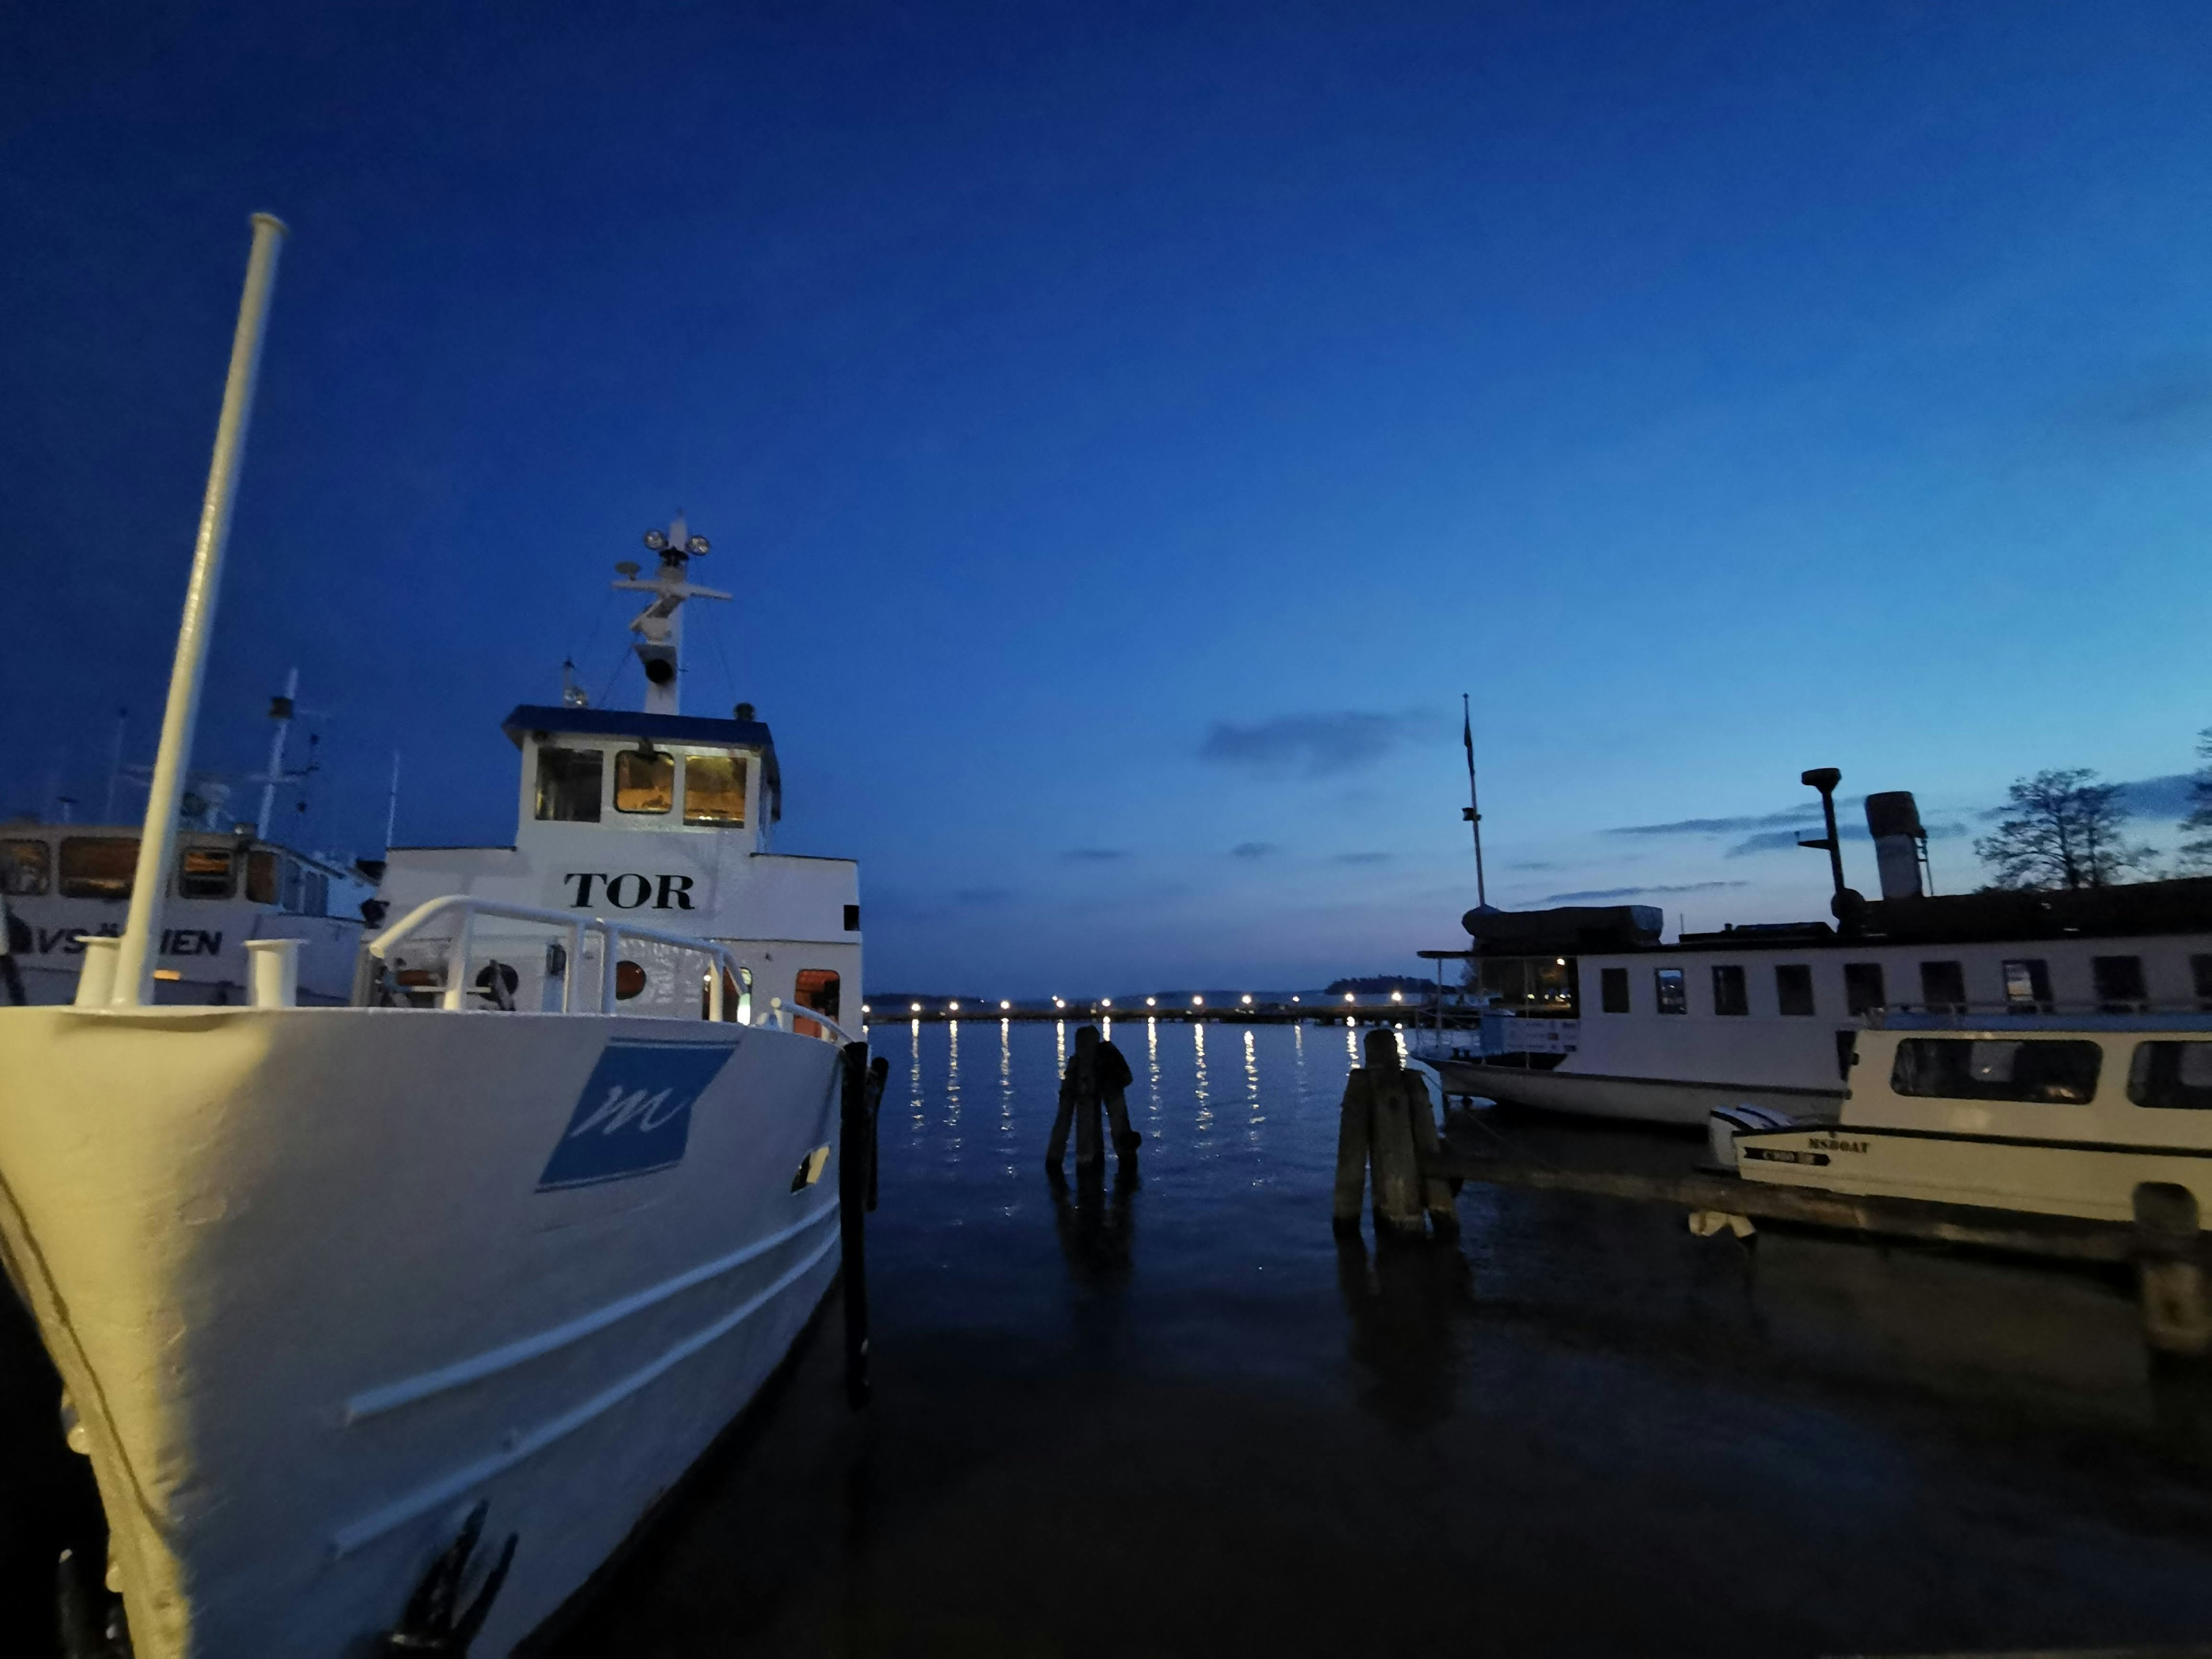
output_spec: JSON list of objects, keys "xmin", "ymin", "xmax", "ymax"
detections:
[
  {"xmin": 535, "ymin": 744, "xmax": 748, "ymax": 829},
  {"xmin": 1589, "ymin": 952, "xmax": 2171, "ymax": 1018},
  {"xmin": 1888, "ymin": 1036, "xmax": 2212, "ymax": 1112},
  {"xmin": 0, "ymin": 836, "xmax": 330, "ymax": 912}
]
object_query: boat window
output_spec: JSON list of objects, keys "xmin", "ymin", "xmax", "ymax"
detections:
[
  {"xmin": 2003, "ymin": 958, "xmax": 2054, "ymax": 1012},
  {"xmin": 1918, "ymin": 960, "xmax": 1967, "ymax": 1013},
  {"xmin": 1775, "ymin": 964, "xmax": 1815, "ymax": 1017},
  {"xmin": 2194, "ymin": 955, "xmax": 2212, "ymax": 1012},
  {"xmin": 2093, "ymin": 955, "xmax": 2148, "ymax": 1013},
  {"xmin": 535, "ymin": 746, "xmax": 604, "ymax": 823},
  {"xmin": 301, "ymin": 867, "xmax": 328, "ymax": 918},
  {"xmin": 1711, "ymin": 964, "xmax": 1748, "ymax": 1016},
  {"xmin": 614, "ymin": 748, "xmax": 674, "ymax": 815},
  {"xmin": 1843, "ymin": 961, "xmax": 1885, "ymax": 1016},
  {"xmin": 0, "ymin": 839, "xmax": 49, "ymax": 896},
  {"xmin": 59, "ymin": 837, "xmax": 137, "ymax": 900},
  {"xmin": 1654, "ymin": 967, "xmax": 1686, "ymax": 1014},
  {"xmin": 1890, "ymin": 1038, "xmax": 2101, "ymax": 1104},
  {"xmin": 683, "ymin": 754, "xmax": 747, "ymax": 827},
  {"xmin": 2128, "ymin": 1043, "xmax": 2212, "ymax": 1112},
  {"xmin": 615, "ymin": 960, "xmax": 648, "ymax": 999},
  {"xmin": 1599, "ymin": 966, "xmax": 1630, "ymax": 1013},
  {"xmin": 176, "ymin": 846, "xmax": 235, "ymax": 899},
  {"xmin": 247, "ymin": 850, "xmax": 278, "ymax": 904},
  {"xmin": 794, "ymin": 968, "xmax": 842, "ymax": 1037}
]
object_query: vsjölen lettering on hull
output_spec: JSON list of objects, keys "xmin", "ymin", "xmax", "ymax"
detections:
[{"xmin": 536, "ymin": 1037, "xmax": 738, "ymax": 1191}]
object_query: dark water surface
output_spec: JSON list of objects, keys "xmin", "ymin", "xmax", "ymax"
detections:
[{"xmin": 551, "ymin": 1020, "xmax": 2212, "ymax": 1657}]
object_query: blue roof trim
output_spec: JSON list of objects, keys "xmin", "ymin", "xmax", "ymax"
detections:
[{"xmin": 501, "ymin": 704, "xmax": 782, "ymax": 823}]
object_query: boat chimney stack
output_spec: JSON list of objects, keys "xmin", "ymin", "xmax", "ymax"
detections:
[{"xmin": 1865, "ymin": 790, "xmax": 1929, "ymax": 901}]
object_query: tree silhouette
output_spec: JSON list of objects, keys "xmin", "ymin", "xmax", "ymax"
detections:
[
  {"xmin": 2180, "ymin": 729, "xmax": 2212, "ymax": 873},
  {"xmin": 1974, "ymin": 768, "xmax": 2157, "ymax": 891}
]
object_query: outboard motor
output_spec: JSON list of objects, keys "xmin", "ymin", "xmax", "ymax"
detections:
[
  {"xmin": 1706, "ymin": 1103, "xmax": 1802, "ymax": 1171},
  {"xmin": 1865, "ymin": 791, "xmax": 1927, "ymax": 900}
]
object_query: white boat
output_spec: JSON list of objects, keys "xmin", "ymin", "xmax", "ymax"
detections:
[
  {"xmin": 1416, "ymin": 781, "xmax": 2212, "ymax": 1128},
  {"xmin": 1, "ymin": 681, "xmax": 375, "ymax": 1008},
  {"xmin": 0, "ymin": 217, "xmax": 867, "ymax": 1657},
  {"xmin": 1724, "ymin": 1012, "xmax": 2212, "ymax": 1224}
]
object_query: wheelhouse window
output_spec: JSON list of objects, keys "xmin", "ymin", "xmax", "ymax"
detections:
[
  {"xmin": 176, "ymin": 846, "xmax": 235, "ymax": 899},
  {"xmin": 247, "ymin": 850, "xmax": 278, "ymax": 904},
  {"xmin": 682, "ymin": 754, "xmax": 747, "ymax": 827},
  {"xmin": 1843, "ymin": 962, "xmax": 1885, "ymax": 1016},
  {"xmin": 793, "ymin": 968, "xmax": 842, "ymax": 1038},
  {"xmin": 1919, "ymin": 960, "xmax": 1967, "ymax": 1013},
  {"xmin": 614, "ymin": 748, "xmax": 674, "ymax": 815},
  {"xmin": 2093, "ymin": 955, "xmax": 2148, "ymax": 1013},
  {"xmin": 1711, "ymin": 964, "xmax": 1748, "ymax": 1016},
  {"xmin": 2003, "ymin": 959, "xmax": 2054, "ymax": 1013},
  {"xmin": 59, "ymin": 838, "xmax": 137, "ymax": 899},
  {"xmin": 1775, "ymin": 964, "xmax": 1815, "ymax": 1016},
  {"xmin": 1890, "ymin": 1038, "xmax": 2100, "ymax": 1104},
  {"xmin": 535, "ymin": 747, "xmax": 604, "ymax": 823},
  {"xmin": 2130, "ymin": 1043, "xmax": 2212, "ymax": 1112},
  {"xmin": 0, "ymin": 839, "xmax": 49, "ymax": 896},
  {"xmin": 1599, "ymin": 966, "xmax": 1630, "ymax": 1013},
  {"xmin": 1654, "ymin": 967, "xmax": 1687, "ymax": 1014}
]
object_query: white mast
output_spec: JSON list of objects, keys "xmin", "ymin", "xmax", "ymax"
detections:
[
  {"xmin": 113, "ymin": 213, "xmax": 287, "ymax": 1008},
  {"xmin": 613, "ymin": 514, "xmax": 729, "ymax": 717},
  {"xmin": 255, "ymin": 665, "xmax": 299, "ymax": 839}
]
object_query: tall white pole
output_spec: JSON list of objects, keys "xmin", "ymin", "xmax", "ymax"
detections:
[
  {"xmin": 112, "ymin": 213, "xmax": 288, "ymax": 1007},
  {"xmin": 384, "ymin": 751, "xmax": 402, "ymax": 851}
]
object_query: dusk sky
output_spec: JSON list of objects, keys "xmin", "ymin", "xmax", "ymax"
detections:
[{"xmin": 5, "ymin": 2, "xmax": 2209, "ymax": 993}]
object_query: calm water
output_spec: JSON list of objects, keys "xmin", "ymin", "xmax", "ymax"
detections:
[{"xmin": 554, "ymin": 1019, "xmax": 2212, "ymax": 1657}]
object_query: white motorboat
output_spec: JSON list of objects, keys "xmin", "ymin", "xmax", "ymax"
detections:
[
  {"xmin": 1723, "ymin": 1012, "xmax": 2212, "ymax": 1224},
  {"xmin": 0, "ymin": 217, "xmax": 868, "ymax": 1657}
]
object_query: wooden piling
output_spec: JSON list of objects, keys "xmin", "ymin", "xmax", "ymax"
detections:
[
  {"xmin": 1403, "ymin": 1069, "xmax": 1459, "ymax": 1242},
  {"xmin": 2134, "ymin": 1182, "xmax": 2211, "ymax": 1360},
  {"xmin": 1363, "ymin": 1031, "xmax": 1427, "ymax": 1241},
  {"xmin": 1332, "ymin": 1068, "xmax": 1372, "ymax": 1240},
  {"xmin": 839, "ymin": 1041, "xmax": 876, "ymax": 1408}
]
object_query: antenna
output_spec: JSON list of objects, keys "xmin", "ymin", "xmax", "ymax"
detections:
[
  {"xmin": 613, "ymin": 515, "xmax": 730, "ymax": 716},
  {"xmin": 1461, "ymin": 692, "xmax": 1488, "ymax": 910}
]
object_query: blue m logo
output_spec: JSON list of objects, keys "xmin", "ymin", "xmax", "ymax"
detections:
[{"xmin": 536, "ymin": 1038, "xmax": 738, "ymax": 1191}]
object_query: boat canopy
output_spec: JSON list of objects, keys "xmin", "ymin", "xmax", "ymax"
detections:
[
  {"xmin": 1459, "ymin": 904, "xmax": 1663, "ymax": 956},
  {"xmin": 500, "ymin": 703, "xmax": 782, "ymax": 823}
]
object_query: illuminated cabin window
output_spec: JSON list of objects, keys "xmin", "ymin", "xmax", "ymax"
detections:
[
  {"xmin": 535, "ymin": 747, "xmax": 604, "ymax": 822},
  {"xmin": 1653, "ymin": 967, "xmax": 1686, "ymax": 1015},
  {"xmin": 615, "ymin": 748, "xmax": 674, "ymax": 815},
  {"xmin": 59, "ymin": 838, "xmax": 137, "ymax": 900},
  {"xmin": 0, "ymin": 839, "xmax": 49, "ymax": 896},
  {"xmin": 247, "ymin": 851, "xmax": 278, "ymax": 904},
  {"xmin": 794, "ymin": 968, "xmax": 841, "ymax": 1038},
  {"xmin": 683, "ymin": 754, "xmax": 747, "ymax": 827},
  {"xmin": 177, "ymin": 846, "xmax": 235, "ymax": 899}
]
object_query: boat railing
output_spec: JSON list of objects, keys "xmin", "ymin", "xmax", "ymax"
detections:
[{"xmin": 363, "ymin": 895, "xmax": 852, "ymax": 1039}]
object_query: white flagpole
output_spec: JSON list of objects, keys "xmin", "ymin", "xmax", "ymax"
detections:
[{"xmin": 112, "ymin": 213, "xmax": 288, "ymax": 1006}]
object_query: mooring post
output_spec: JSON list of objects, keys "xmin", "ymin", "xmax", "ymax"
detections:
[
  {"xmin": 1332, "ymin": 1066, "xmax": 1372, "ymax": 1238},
  {"xmin": 1363, "ymin": 1031, "xmax": 1426, "ymax": 1241},
  {"xmin": 839, "ymin": 1041, "xmax": 874, "ymax": 1407},
  {"xmin": 2134, "ymin": 1183, "xmax": 2211, "ymax": 1359},
  {"xmin": 1404, "ymin": 1068, "xmax": 1459, "ymax": 1242}
]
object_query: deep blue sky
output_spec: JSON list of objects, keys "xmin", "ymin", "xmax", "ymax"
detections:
[{"xmin": 5, "ymin": 2, "xmax": 2209, "ymax": 993}]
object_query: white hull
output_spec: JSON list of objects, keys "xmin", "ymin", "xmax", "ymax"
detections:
[
  {"xmin": 0, "ymin": 1004, "xmax": 845, "ymax": 1657},
  {"xmin": 1736, "ymin": 1121, "xmax": 2212, "ymax": 1224},
  {"xmin": 1431, "ymin": 1058, "xmax": 1841, "ymax": 1127}
]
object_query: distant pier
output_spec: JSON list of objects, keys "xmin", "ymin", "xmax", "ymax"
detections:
[{"xmin": 863, "ymin": 998, "xmax": 1448, "ymax": 1028}]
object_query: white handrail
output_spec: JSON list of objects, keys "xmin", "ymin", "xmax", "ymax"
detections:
[{"xmin": 363, "ymin": 895, "xmax": 842, "ymax": 1033}]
